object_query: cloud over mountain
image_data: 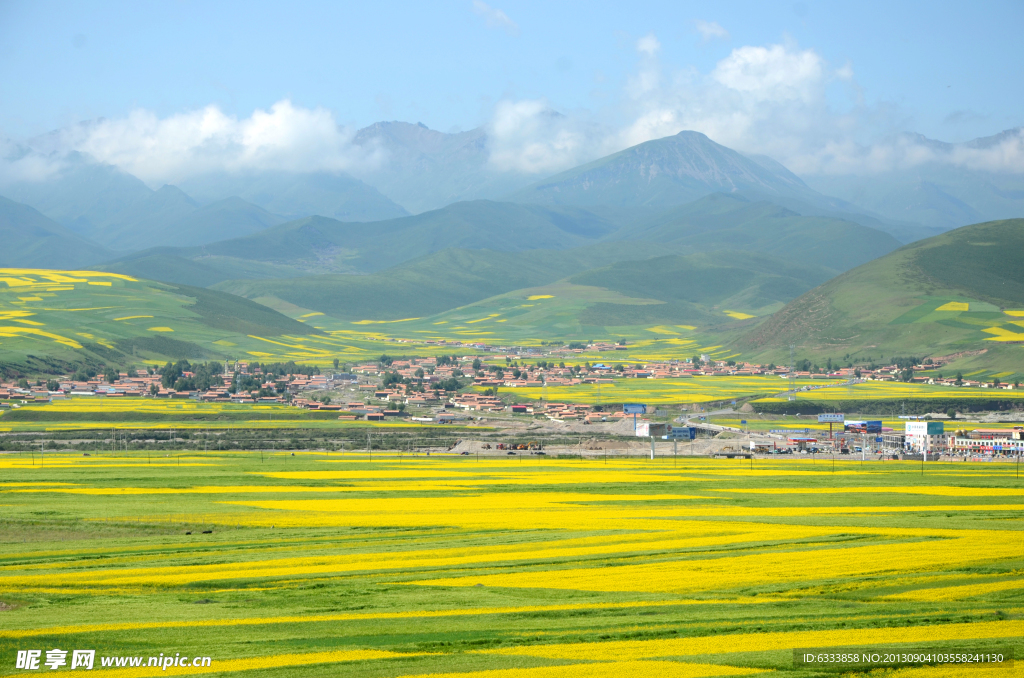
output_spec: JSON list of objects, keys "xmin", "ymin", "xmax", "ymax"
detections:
[
  {"xmin": 2, "ymin": 101, "xmax": 385, "ymax": 186},
  {"xmin": 1, "ymin": 33, "xmax": 1020, "ymax": 189}
]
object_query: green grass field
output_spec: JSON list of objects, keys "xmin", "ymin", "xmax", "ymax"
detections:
[{"xmin": 1, "ymin": 452, "xmax": 1022, "ymax": 677}]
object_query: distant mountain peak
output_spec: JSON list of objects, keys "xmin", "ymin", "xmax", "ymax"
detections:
[{"xmin": 510, "ymin": 129, "xmax": 819, "ymax": 208}]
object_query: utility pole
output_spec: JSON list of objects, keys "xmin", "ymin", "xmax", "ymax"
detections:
[{"xmin": 788, "ymin": 344, "xmax": 796, "ymax": 399}]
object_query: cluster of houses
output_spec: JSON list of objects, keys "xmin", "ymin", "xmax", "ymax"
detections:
[{"xmin": 0, "ymin": 365, "xmax": 346, "ymax": 405}]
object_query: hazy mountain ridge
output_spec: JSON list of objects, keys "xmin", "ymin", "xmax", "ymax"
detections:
[
  {"xmin": 805, "ymin": 128, "xmax": 1024, "ymax": 231},
  {"xmin": 350, "ymin": 121, "xmax": 537, "ymax": 213},
  {"xmin": 0, "ymin": 195, "xmax": 112, "ymax": 268}
]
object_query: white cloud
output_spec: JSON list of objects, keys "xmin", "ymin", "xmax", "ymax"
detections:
[
  {"xmin": 711, "ymin": 44, "xmax": 824, "ymax": 103},
  {"xmin": 485, "ymin": 99, "xmax": 608, "ymax": 174},
  {"xmin": 3, "ymin": 100, "xmax": 385, "ymax": 185},
  {"xmin": 636, "ymin": 33, "xmax": 661, "ymax": 57},
  {"xmin": 694, "ymin": 20, "xmax": 728, "ymax": 42},
  {"xmin": 484, "ymin": 36, "xmax": 1023, "ymax": 177},
  {"xmin": 3, "ymin": 36, "xmax": 1020, "ymax": 189},
  {"xmin": 471, "ymin": 0, "xmax": 519, "ymax": 36}
]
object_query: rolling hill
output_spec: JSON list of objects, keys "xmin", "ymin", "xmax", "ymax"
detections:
[
  {"xmin": 0, "ymin": 195, "xmax": 112, "ymax": 268},
  {"xmin": 738, "ymin": 218, "xmax": 1024, "ymax": 363},
  {"xmin": 177, "ymin": 170, "xmax": 409, "ymax": 222},
  {"xmin": 161, "ymin": 200, "xmax": 624, "ymax": 275},
  {"xmin": 95, "ymin": 193, "xmax": 900, "ymax": 288},
  {"xmin": 620, "ymin": 193, "xmax": 902, "ymax": 271},
  {"xmin": 0, "ymin": 268, "xmax": 323, "ymax": 374},
  {"xmin": 211, "ymin": 247, "xmax": 618, "ymax": 321},
  {"xmin": 568, "ymin": 251, "xmax": 838, "ymax": 326}
]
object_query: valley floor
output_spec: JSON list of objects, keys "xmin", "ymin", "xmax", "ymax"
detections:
[{"xmin": 1, "ymin": 453, "xmax": 1022, "ymax": 677}]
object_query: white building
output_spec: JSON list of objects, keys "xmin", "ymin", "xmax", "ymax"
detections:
[{"xmin": 905, "ymin": 421, "xmax": 948, "ymax": 454}]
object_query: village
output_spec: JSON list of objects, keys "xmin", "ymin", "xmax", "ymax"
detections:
[{"xmin": 0, "ymin": 346, "xmax": 1017, "ymax": 409}]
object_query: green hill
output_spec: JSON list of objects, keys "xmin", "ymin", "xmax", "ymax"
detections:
[
  {"xmin": 0, "ymin": 195, "xmax": 112, "ymax": 268},
  {"xmin": 621, "ymin": 194, "xmax": 902, "ymax": 271},
  {"xmin": 190, "ymin": 200, "xmax": 620, "ymax": 274},
  {"xmin": 97, "ymin": 249, "xmax": 311, "ymax": 288},
  {"xmin": 95, "ymin": 194, "xmax": 898, "ymax": 288},
  {"xmin": 212, "ymin": 248, "xmax": 615, "ymax": 321},
  {"xmin": 568, "ymin": 251, "xmax": 837, "ymax": 326},
  {"xmin": 178, "ymin": 170, "xmax": 410, "ymax": 222},
  {"xmin": 738, "ymin": 218, "xmax": 1024, "ymax": 364},
  {"xmin": 0, "ymin": 268, "xmax": 321, "ymax": 375}
]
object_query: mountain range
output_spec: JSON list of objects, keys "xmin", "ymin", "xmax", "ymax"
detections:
[
  {"xmin": 0, "ymin": 122, "xmax": 1021, "ymax": 375},
  {"xmin": 4, "ymin": 123, "xmax": 993, "ymax": 258}
]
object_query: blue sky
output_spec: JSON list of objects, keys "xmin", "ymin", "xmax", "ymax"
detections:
[{"xmin": 1, "ymin": 0, "xmax": 1021, "ymax": 181}]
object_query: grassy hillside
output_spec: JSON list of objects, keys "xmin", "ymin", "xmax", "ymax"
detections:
[
  {"xmin": 212, "ymin": 248, "xmax": 611, "ymax": 321},
  {"xmin": 113, "ymin": 196, "xmax": 287, "ymax": 250},
  {"xmin": 193, "ymin": 200, "xmax": 621, "ymax": 274},
  {"xmin": 97, "ymin": 250, "xmax": 312, "ymax": 287},
  {"xmin": 97, "ymin": 194, "xmax": 899, "ymax": 289},
  {"xmin": 80, "ymin": 184, "xmax": 199, "ymax": 249},
  {"xmin": 0, "ymin": 195, "xmax": 112, "ymax": 268},
  {"xmin": 178, "ymin": 170, "xmax": 410, "ymax": 222},
  {"xmin": 0, "ymin": 268, "xmax": 321, "ymax": 374},
  {"xmin": 569, "ymin": 251, "xmax": 837, "ymax": 317},
  {"xmin": 739, "ymin": 218, "xmax": 1024, "ymax": 364},
  {"xmin": 621, "ymin": 194, "xmax": 902, "ymax": 272}
]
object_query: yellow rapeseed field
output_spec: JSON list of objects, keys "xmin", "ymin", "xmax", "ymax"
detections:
[{"xmin": 2, "ymin": 455, "xmax": 1022, "ymax": 677}]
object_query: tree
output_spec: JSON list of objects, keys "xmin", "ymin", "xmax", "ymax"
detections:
[
  {"xmin": 414, "ymin": 367, "xmax": 424, "ymax": 379},
  {"xmin": 955, "ymin": 372, "xmax": 963, "ymax": 386},
  {"xmin": 149, "ymin": 383, "xmax": 159, "ymax": 396},
  {"xmin": 946, "ymin": 408, "xmax": 957, "ymax": 420},
  {"xmin": 617, "ymin": 338, "xmax": 627, "ymax": 346},
  {"xmin": 472, "ymin": 358, "xmax": 482, "ymax": 371},
  {"xmin": 46, "ymin": 379, "xmax": 60, "ymax": 391},
  {"xmin": 691, "ymin": 355, "xmax": 703, "ymax": 369},
  {"xmin": 378, "ymin": 354, "xmax": 394, "ymax": 367},
  {"xmin": 993, "ymin": 377, "xmax": 1001, "ymax": 388},
  {"xmin": 437, "ymin": 377, "xmax": 462, "ymax": 392},
  {"xmin": 333, "ymin": 358, "xmax": 340, "ymax": 369},
  {"xmin": 105, "ymin": 367, "xmax": 119, "ymax": 384},
  {"xmin": 854, "ymin": 368, "xmax": 861, "ymax": 378}
]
